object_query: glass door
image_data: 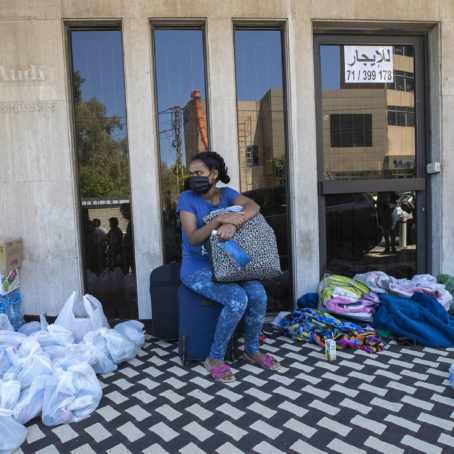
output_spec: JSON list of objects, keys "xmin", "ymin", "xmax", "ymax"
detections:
[
  {"xmin": 314, "ymin": 35, "xmax": 427, "ymax": 279},
  {"xmin": 234, "ymin": 28, "xmax": 291, "ymax": 312}
]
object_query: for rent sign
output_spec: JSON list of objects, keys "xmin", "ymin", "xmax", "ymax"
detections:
[{"xmin": 344, "ymin": 46, "xmax": 394, "ymax": 83}]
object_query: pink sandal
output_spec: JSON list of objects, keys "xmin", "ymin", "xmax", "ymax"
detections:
[
  {"xmin": 204, "ymin": 360, "xmax": 236, "ymax": 383},
  {"xmin": 242, "ymin": 352, "xmax": 281, "ymax": 371}
]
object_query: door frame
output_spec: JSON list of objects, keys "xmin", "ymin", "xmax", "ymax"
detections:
[{"xmin": 313, "ymin": 34, "xmax": 428, "ymax": 275}]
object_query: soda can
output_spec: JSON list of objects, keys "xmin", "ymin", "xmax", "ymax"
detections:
[{"xmin": 325, "ymin": 339, "xmax": 336, "ymax": 360}]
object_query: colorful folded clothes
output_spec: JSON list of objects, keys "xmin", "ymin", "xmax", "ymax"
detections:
[
  {"xmin": 319, "ymin": 274, "xmax": 380, "ymax": 322},
  {"xmin": 353, "ymin": 271, "xmax": 390, "ymax": 294},
  {"xmin": 279, "ymin": 308, "xmax": 386, "ymax": 354},
  {"xmin": 355, "ymin": 272, "xmax": 452, "ymax": 311}
]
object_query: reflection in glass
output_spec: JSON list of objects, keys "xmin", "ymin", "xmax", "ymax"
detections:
[
  {"xmin": 320, "ymin": 45, "xmax": 416, "ymax": 180},
  {"xmin": 234, "ymin": 29, "xmax": 290, "ymax": 312},
  {"xmin": 153, "ymin": 29, "xmax": 209, "ymax": 263},
  {"xmin": 325, "ymin": 191, "xmax": 417, "ymax": 278},
  {"xmin": 70, "ymin": 30, "xmax": 137, "ymax": 318}
]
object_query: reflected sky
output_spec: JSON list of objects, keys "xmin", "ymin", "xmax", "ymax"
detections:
[
  {"xmin": 71, "ymin": 31, "xmax": 126, "ymax": 120},
  {"xmin": 235, "ymin": 30, "xmax": 283, "ymax": 100},
  {"xmin": 154, "ymin": 29, "xmax": 207, "ymax": 165},
  {"xmin": 154, "ymin": 29, "xmax": 206, "ymax": 112},
  {"xmin": 321, "ymin": 46, "xmax": 340, "ymax": 90}
]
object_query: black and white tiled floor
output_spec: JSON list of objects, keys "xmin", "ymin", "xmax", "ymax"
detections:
[{"xmin": 18, "ymin": 327, "xmax": 454, "ymax": 453}]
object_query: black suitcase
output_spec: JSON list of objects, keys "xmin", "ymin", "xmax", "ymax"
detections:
[
  {"xmin": 149, "ymin": 262, "xmax": 181, "ymax": 340},
  {"xmin": 178, "ymin": 284, "xmax": 239, "ymax": 366}
]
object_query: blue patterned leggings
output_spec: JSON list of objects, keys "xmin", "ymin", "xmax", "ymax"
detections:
[{"xmin": 181, "ymin": 267, "xmax": 267, "ymax": 360}]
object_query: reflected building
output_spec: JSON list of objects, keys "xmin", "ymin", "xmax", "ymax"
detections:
[
  {"xmin": 183, "ymin": 95, "xmax": 209, "ymax": 163},
  {"xmin": 322, "ymin": 47, "xmax": 415, "ymax": 180},
  {"xmin": 184, "ymin": 87, "xmax": 286, "ymax": 191}
]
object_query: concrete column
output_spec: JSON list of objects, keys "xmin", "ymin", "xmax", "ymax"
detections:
[
  {"xmin": 0, "ymin": 18, "xmax": 83, "ymax": 316},
  {"xmin": 286, "ymin": 6, "xmax": 321, "ymax": 300},
  {"xmin": 427, "ymin": 24, "xmax": 442, "ymax": 275},
  {"xmin": 205, "ymin": 16, "xmax": 240, "ymax": 188},
  {"xmin": 122, "ymin": 17, "xmax": 162, "ymax": 319}
]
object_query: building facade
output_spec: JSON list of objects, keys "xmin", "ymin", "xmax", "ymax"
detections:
[{"xmin": 0, "ymin": 0, "xmax": 452, "ymax": 318}]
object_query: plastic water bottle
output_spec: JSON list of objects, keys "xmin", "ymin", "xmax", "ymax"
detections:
[
  {"xmin": 6, "ymin": 289, "xmax": 24, "ymax": 330},
  {"xmin": 6, "ymin": 293, "xmax": 17, "ymax": 329},
  {"xmin": 0, "ymin": 295, "xmax": 6, "ymax": 315},
  {"xmin": 9, "ymin": 289, "xmax": 24, "ymax": 330},
  {"xmin": 15, "ymin": 296, "xmax": 25, "ymax": 329}
]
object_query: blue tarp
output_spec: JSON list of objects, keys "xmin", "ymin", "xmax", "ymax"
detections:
[{"xmin": 373, "ymin": 291, "xmax": 454, "ymax": 347}]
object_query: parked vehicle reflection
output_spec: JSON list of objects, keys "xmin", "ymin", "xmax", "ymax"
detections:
[{"xmin": 245, "ymin": 185, "xmax": 417, "ymax": 281}]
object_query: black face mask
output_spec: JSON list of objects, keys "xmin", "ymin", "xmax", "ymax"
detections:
[{"xmin": 188, "ymin": 175, "xmax": 213, "ymax": 194}]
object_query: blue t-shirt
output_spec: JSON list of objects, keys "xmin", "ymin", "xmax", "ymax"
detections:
[{"xmin": 176, "ymin": 187, "xmax": 240, "ymax": 278}]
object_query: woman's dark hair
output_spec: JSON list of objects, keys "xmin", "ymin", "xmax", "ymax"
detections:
[{"xmin": 190, "ymin": 151, "xmax": 230, "ymax": 184}]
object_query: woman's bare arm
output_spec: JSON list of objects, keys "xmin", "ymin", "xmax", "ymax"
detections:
[
  {"xmin": 179, "ymin": 210, "xmax": 245, "ymax": 246},
  {"xmin": 233, "ymin": 194, "xmax": 260, "ymax": 221}
]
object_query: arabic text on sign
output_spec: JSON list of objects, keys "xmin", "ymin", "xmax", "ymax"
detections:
[{"xmin": 344, "ymin": 46, "xmax": 394, "ymax": 84}]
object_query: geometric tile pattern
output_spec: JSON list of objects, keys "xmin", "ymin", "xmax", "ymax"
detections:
[{"xmin": 20, "ymin": 325, "xmax": 454, "ymax": 453}]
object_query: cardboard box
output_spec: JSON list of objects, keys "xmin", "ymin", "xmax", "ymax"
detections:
[
  {"xmin": 0, "ymin": 237, "xmax": 23, "ymax": 274},
  {"xmin": 0, "ymin": 268, "xmax": 19, "ymax": 296}
]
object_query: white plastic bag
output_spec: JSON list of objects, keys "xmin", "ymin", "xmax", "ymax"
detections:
[
  {"xmin": 0, "ymin": 331, "xmax": 26, "ymax": 350},
  {"xmin": 42, "ymin": 362, "xmax": 102, "ymax": 426},
  {"xmin": 18, "ymin": 321, "xmax": 41, "ymax": 336},
  {"xmin": 42, "ymin": 344, "xmax": 66, "ymax": 361},
  {"xmin": 80, "ymin": 332, "xmax": 117, "ymax": 374},
  {"xmin": 30, "ymin": 324, "xmax": 75, "ymax": 348},
  {"xmin": 13, "ymin": 375, "xmax": 49, "ymax": 424},
  {"xmin": 113, "ymin": 320, "xmax": 145, "ymax": 350},
  {"xmin": 0, "ymin": 380, "xmax": 27, "ymax": 453},
  {"xmin": 4, "ymin": 338, "xmax": 53, "ymax": 389},
  {"xmin": 55, "ymin": 293, "xmax": 109, "ymax": 343},
  {"xmin": 0, "ymin": 415, "xmax": 27, "ymax": 454},
  {"xmin": 86, "ymin": 328, "xmax": 136, "ymax": 364},
  {"xmin": 0, "ymin": 380, "xmax": 21, "ymax": 412},
  {"xmin": 0, "ymin": 316, "xmax": 13, "ymax": 332},
  {"xmin": 0, "ymin": 351, "xmax": 11, "ymax": 379}
]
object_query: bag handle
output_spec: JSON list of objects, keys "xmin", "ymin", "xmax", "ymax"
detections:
[{"xmin": 82, "ymin": 295, "xmax": 98, "ymax": 328}]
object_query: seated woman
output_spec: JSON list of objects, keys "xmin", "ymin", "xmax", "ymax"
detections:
[{"xmin": 177, "ymin": 151, "xmax": 280, "ymax": 383}]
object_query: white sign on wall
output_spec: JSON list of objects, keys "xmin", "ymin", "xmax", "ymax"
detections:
[{"xmin": 344, "ymin": 46, "xmax": 394, "ymax": 83}]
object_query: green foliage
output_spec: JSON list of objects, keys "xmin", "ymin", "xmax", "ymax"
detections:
[
  {"xmin": 270, "ymin": 155, "xmax": 286, "ymax": 179},
  {"xmin": 79, "ymin": 166, "xmax": 114, "ymax": 197},
  {"xmin": 160, "ymin": 162, "xmax": 188, "ymax": 197},
  {"xmin": 73, "ymin": 70, "xmax": 130, "ymax": 198}
]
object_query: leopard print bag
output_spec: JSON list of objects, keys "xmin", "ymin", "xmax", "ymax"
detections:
[{"xmin": 202, "ymin": 207, "xmax": 282, "ymax": 282}]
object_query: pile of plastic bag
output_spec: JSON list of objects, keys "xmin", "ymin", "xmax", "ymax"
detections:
[{"xmin": 0, "ymin": 291, "xmax": 145, "ymax": 453}]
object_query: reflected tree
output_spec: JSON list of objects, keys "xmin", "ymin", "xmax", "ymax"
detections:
[
  {"xmin": 73, "ymin": 70, "xmax": 130, "ymax": 198},
  {"xmin": 270, "ymin": 155, "xmax": 286, "ymax": 181}
]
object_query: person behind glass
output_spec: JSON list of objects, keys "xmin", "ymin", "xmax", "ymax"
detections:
[
  {"xmin": 120, "ymin": 203, "xmax": 135, "ymax": 275},
  {"xmin": 376, "ymin": 191, "xmax": 398, "ymax": 254},
  {"xmin": 106, "ymin": 217, "xmax": 123, "ymax": 270},
  {"xmin": 92, "ymin": 218, "xmax": 107, "ymax": 272},
  {"xmin": 177, "ymin": 151, "xmax": 281, "ymax": 383}
]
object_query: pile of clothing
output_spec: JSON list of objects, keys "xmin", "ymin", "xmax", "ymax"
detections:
[
  {"xmin": 355, "ymin": 271, "xmax": 452, "ymax": 311},
  {"xmin": 284, "ymin": 271, "xmax": 454, "ymax": 349},
  {"xmin": 279, "ymin": 307, "xmax": 386, "ymax": 354},
  {"xmin": 318, "ymin": 274, "xmax": 380, "ymax": 322}
]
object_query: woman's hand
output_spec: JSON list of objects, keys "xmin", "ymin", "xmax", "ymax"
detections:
[
  {"xmin": 218, "ymin": 212, "xmax": 245, "ymax": 228},
  {"xmin": 216, "ymin": 223, "xmax": 237, "ymax": 241}
]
